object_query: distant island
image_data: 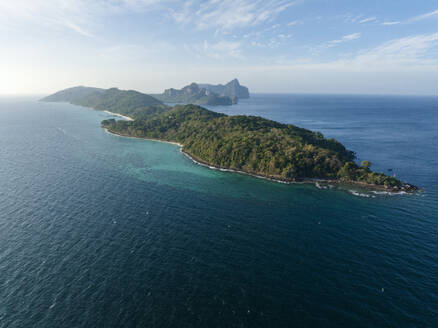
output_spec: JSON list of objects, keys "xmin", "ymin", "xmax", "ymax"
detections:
[
  {"xmin": 41, "ymin": 86, "xmax": 418, "ymax": 193},
  {"xmin": 41, "ymin": 86, "xmax": 169, "ymax": 119},
  {"xmin": 152, "ymin": 79, "xmax": 249, "ymax": 106},
  {"xmin": 199, "ymin": 78, "xmax": 250, "ymax": 99}
]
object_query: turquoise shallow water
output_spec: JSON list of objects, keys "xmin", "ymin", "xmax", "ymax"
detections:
[{"xmin": 0, "ymin": 95, "xmax": 437, "ymax": 327}]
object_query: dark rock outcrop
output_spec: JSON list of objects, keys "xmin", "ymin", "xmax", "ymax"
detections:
[
  {"xmin": 199, "ymin": 79, "xmax": 250, "ymax": 99},
  {"xmin": 154, "ymin": 82, "xmax": 233, "ymax": 106}
]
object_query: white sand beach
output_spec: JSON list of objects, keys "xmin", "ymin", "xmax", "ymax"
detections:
[{"xmin": 104, "ymin": 110, "xmax": 133, "ymax": 121}]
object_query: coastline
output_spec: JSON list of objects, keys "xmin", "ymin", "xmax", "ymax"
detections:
[
  {"xmin": 103, "ymin": 110, "xmax": 134, "ymax": 121},
  {"xmin": 180, "ymin": 148, "xmax": 418, "ymax": 193},
  {"xmin": 104, "ymin": 127, "xmax": 418, "ymax": 194},
  {"xmin": 103, "ymin": 128, "xmax": 182, "ymax": 146}
]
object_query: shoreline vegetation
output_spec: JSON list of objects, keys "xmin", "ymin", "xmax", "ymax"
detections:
[
  {"xmin": 104, "ymin": 128, "xmax": 418, "ymax": 194},
  {"xmin": 41, "ymin": 85, "xmax": 419, "ymax": 194}
]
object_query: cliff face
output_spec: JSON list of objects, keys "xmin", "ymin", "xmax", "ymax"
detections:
[
  {"xmin": 157, "ymin": 82, "xmax": 233, "ymax": 106},
  {"xmin": 199, "ymin": 79, "xmax": 250, "ymax": 99}
]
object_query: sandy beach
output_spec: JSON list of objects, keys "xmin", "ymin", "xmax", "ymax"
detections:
[
  {"xmin": 104, "ymin": 128, "xmax": 182, "ymax": 146},
  {"xmin": 104, "ymin": 110, "xmax": 134, "ymax": 121}
]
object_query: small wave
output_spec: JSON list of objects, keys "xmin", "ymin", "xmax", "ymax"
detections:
[
  {"xmin": 56, "ymin": 127, "xmax": 66, "ymax": 134},
  {"xmin": 348, "ymin": 190, "xmax": 375, "ymax": 198},
  {"xmin": 371, "ymin": 191, "xmax": 408, "ymax": 196},
  {"xmin": 315, "ymin": 182, "xmax": 329, "ymax": 189}
]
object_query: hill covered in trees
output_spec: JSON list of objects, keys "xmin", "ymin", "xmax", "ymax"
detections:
[
  {"xmin": 102, "ymin": 104, "xmax": 417, "ymax": 192},
  {"xmin": 41, "ymin": 86, "xmax": 105, "ymax": 103},
  {"xmin": 41, "ymin": 86, "xmax": 169, "ymax": 119},
  {"xmin": 42, "ymin": 86, "xmax": 417, "ymax": 192}
]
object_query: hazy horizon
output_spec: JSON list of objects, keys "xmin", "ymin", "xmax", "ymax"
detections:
[
  {"xmin": 2, "ymin": 1, "xmax": 438, "ymax": 95},
  {"xmin": 4, "ymin": 89, "xmax": 438, "ymax": 98}
]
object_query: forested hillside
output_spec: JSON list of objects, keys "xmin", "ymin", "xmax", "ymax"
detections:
[{"xmin": 102, "ymin": 104, "xmax": 410, "ymax": 189}]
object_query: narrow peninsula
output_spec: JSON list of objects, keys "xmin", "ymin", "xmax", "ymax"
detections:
[{"xmin": 42, "ymin": 86, "xmax": 418, "ymax": 193}]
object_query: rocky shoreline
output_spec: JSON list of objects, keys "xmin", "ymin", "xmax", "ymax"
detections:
[{"xmin": 180, "ymin": 148, "xmax": 419, "ymax": 194}]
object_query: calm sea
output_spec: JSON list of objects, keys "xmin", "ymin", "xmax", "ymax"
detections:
[{"xmin": 0, "ymin": 94, "xmax": 437, "ymax": 327}]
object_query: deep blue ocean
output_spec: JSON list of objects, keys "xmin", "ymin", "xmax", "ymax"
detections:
[{"xmin": 0, "ymin": 94, "xmax": 437, "ymax": 327}]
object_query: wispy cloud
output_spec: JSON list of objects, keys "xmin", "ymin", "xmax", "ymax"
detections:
[
  {"xmin": 409, "ymin": 9, "xmax": 438, "ymax": 22},
  {"xmin": 249, "ymin": 33, "xmax": 292, "ymax": 49},
  {"xmin": 170, "ymin": 0, "xmax": 296, "ymax": 33},
  {"xmin": 287, "ymin": 20, "xmax": 302, "ymax": 26},
  {"xmin": 100, "ymin": 42, "xmax": 175, "ymax": 63},
  {"xmin": 342, "ymin": 14, "xmax": 377, "ymax": 24},
  {"xmin": 0, "ymin": 1, "xmax": 93, "ymax": 37},
  {"xmin": 350, "ymin": 32, "xmax": 438, "ymax": 68},
  {"xmin": 185, "ymin": 40, "xmax": 244, "ymax": 60},
  {"xmin": 0, "ymin": 0, "xmax": 166, "ymax": 38},
  {"xmin": 379, "ymin": 9, "xmax": 438, "ymax": 26},
  {"xmin": 311, "ymin": 32, "xmax": 438, "ymax": 71},
  {"xmin": 359, "ymin": 17, "xmax": 376, "ymax": 24},
  {"xmin": 262, "ymin": 32, "xmax": 438, "ymax": 75},
  {"xmin": 382, "ymin": 21, "xmax": 400, "ymax": 26},
  {"xmin": 325, "ymin": 33, "xmax": 361, "ymax": 47},
  {"xmin": 278, "ymin": 33, "xmax": 292, "ymax": 39}
]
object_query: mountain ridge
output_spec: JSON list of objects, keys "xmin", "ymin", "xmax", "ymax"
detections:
[{"xmin": 199, "ymin": 78, "xmax": 250, "ymax": 99}]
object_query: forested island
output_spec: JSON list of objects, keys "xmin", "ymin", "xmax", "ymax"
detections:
[
  {"xmin": 41, "ymin": 86, "xmax": 169, "ymax": 119},
  {"xmin": 42, "ymin": 86, "xmax": 418, "ymax": 193}
]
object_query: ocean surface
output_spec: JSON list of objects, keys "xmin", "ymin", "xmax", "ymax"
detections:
[{"xmin": 0, "ymin": 94, "xmax": 437, "ymax": 327}]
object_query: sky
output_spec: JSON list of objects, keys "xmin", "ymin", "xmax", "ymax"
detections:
[{"xmin": 2, "ymin": 0, "xmax": 438, "ymax": 95}]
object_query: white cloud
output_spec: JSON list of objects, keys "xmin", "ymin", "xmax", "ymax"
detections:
[
  {"xmin": 251, "ymin": 41, "xmax": 264, "ymax": 47},
  {"xmin": 100, "ymin": 42, "xmax": 174, "ymax": 63},
  {"xmin": 347, "ymin": 32, "xmax": 438, "ymax": 69},
  {"xmin": 382, "ymin": 21, "xmax": 400, "ymax": 26},
  {"xmin": 185, "ymin": 40, "xmax": 244, "ymax": 59},
  {"xmin": 0, "ymin": 0, "xmax": 166, "ymax": 38},
  {"xmin": 303, "ymin": 32, "xmax": 438, "ymax": 72},
  {"xmin": 287, "ymin": 20, "xmax": 302, "ymax": 26},
  {"xmin": 0, "ymin": 0, "xmax": 297, "ymax": 38},
  {"xmin": 341, "ymin": 33, "xmax": 361, "ymax": 41},
  {"xmin": 409, "ymin": 9, "xmax": 438, "ymax": 22},
  {"xmin": 0, "ymin": 1, "xmax": 91, "ymax": 37},
  {"xmin": 379, "ymin": 9, "xmax": 438, "ymax": 26},
  {"xmin": 286, "ymin": 32, "xmax": 438, "ymax": 74},
  {"xmin": 325, "ymin": 33, "xmax": 361, "ymax": 47},
  {"xmin": 170, "ymin": 0, "xmax": 296, "ymax": 32},
  {"xmin": 359, "ymin": 17, "xmax": 376, "ymax": 24}
]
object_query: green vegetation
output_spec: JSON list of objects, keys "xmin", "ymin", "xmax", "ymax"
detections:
[
  {"xmin": 41, "ymin": 86, "xmax": 105, "ymax": 103},
  {"xmin": 43, "ymin": 86, "xmax": 415, "ymax": 191},
  {"xmin": 42, "ymin": 86, "xmax": 169, "ymax": 120},
  {"xmin": 102, "ymin": 104, "xmax": 411, "ymax": 190},
  {"xmin": 337, "ymin": 161, "xmax": 401, "ymax": 188}
]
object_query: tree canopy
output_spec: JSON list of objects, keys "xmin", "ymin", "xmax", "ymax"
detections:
[{"xmin": 102, "ymin": 104, "xmax": 404, "ymax": 188}]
